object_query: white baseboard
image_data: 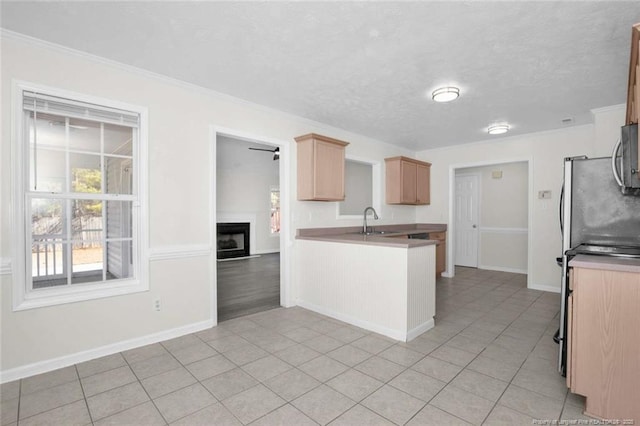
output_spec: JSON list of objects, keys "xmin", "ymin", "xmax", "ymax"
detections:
[
  {"xmin": 406, "ymin": 319, "xmax": 435, "ymax": 342},
  {"xmin": 253, "ymin": 249, "xmax": 280, "ymax": 255},
  {"xmin": 528, "ymin": 283, "xmax": 561, "ymax": 293},
  {"xmin": 478, "ymin": 264, "xmax": 527, "ymax": 275},
  {"xmin": 298, "ymin": 300, "xmax": 404, "ymax": 341},
  {"xmin": 0, "ymin": 319, "xmax": 214, "ymax": 384},
  {"xmin": 297, "ymin": 299, "xmax": 432, "ymax": 342},
  {"xmin": 217, "ymin": 255, "xmax": 261, "ymax": 262}
]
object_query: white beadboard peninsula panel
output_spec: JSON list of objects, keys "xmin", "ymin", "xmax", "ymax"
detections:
[
  {"xmin": 407, "ymin": 244, "xmax": 435, "ymax": 331},
  {"xmin": 296, "ymin": 240, "xmax": 435, "ymax": 341}
]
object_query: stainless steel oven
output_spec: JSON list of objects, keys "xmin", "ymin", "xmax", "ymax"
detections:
[{"xmin": 557, "ymin": 156, "xmax": 640, "ymax": 376}]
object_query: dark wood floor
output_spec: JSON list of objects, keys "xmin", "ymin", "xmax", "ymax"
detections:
[{"xmin": 217, "ymin": 253, "xmax": 281, "ymax": 322}]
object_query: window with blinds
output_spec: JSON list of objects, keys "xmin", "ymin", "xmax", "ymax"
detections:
[{"xmin": 13, "ymin": 82, "xmax": 148, "ymax": 310}]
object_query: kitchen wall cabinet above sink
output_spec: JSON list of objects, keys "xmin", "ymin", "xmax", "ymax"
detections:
[{"xmin": 385, "ymin": 156, "xmax": 431, "ymax": 205}]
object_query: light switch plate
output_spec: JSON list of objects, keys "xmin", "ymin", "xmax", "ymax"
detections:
[{"xmin": 538, "ymin": 190, "xmax": 552, "ymax": 199}]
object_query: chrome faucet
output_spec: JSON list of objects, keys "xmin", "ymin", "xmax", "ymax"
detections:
[{"xmin": 363, "ymin": 206, "xmax": 379, "ymax": 234}]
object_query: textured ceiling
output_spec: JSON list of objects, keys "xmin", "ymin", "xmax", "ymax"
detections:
[{"xmin": 2, "ymin": 1, "xmax": 639, "ymax": 150}]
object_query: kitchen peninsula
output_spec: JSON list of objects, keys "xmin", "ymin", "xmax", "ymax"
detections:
[{"xmin": 295, "ymin": 224, "xmax": 446, "ymax": 342}]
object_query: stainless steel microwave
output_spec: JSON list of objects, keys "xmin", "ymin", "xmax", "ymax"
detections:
[{"xmin": 613, "ymin": 124, "xmax": 640, "ymax": 195}]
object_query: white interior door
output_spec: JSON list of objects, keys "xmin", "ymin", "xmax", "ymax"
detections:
[{"xmin": 455, "ymin": 174, "xmax": 479, "ymax": 267}]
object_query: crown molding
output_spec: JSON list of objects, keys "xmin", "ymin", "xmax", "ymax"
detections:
[
  {"xmin": 418, "ymin": 122, "xmax": 594, "ymax": 154},
  {"xmin": 590, "ymin": 103, "xmax": 625, "ymax": 115}
]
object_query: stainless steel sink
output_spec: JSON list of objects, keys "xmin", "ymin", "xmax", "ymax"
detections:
[{"xmin": 354, "ymin": 230, "xmax": 392, "ymax": 236}]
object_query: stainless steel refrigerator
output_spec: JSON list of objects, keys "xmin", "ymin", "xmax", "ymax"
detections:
[{"xmin": 558, "ymin": 155, "xmax": 640, "ymax": 375}]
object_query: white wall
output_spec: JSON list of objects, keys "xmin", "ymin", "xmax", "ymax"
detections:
[
  {"xmin": 216, "ymin": 136, "xmax": 280, "ymax": 254},
  {"xmin": 0, "ymin": 31, "xmax": 626, "ymax": 378},
  {"xmin": 416, "ymin": 104, "xmax": 625, "ymax": 292},
  {"xmin": 456, "ymin": 162, "xmax": 528, "ymax": 273},
  {"xmin": 593, "ymin": 105, "xmax": 626, "ymax": 157},
  {"xmin": 0, "ymin": 33, "xmax": 416, "ymax": 377},
  {"xmin": 338, "ymin": 160, "xmax": 373, "ymax": 216}
]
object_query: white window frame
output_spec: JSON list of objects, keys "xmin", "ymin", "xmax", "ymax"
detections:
[
  {"xmin": 336, "ymin": 156, "xmax": 382, "ymax": 219},
  {"xmin": 270, "ymin": 185, "xmax": 280, "ymax": 236},
  {"xmin": 11, "ymin": 81, "xmax": 149, "ymax": 311}
]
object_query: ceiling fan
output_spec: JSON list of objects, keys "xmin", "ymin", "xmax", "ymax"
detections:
[{"xmin": 248, "ymin": 146, "xmax": 280, "ymax": 160}]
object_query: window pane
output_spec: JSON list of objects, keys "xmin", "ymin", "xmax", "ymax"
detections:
[
  {"xmin": 29, "ymin": 112, "xmax": 67, "ymax": 149},
  {"xmin": 70, "ymin": 153, "xmax": 101, "ymax": 193},
  {"xmin": 270, "ymin": 188, "xmax": 280, "ymax": 234},
  {"xmin": 104, "ymin": 124, "xmax": 133, "ymax": 155},
  {"xmin": 68, "ymin": 118, "xmax": 101, "ymax": 153},
  {"xmin": 31, "ymin": 198, "xmax": 66, "ymax": 238},
  {"xmin": 106, "ymin": 241, "xmax": 133, "ymax": 280},
  {"xmin": 71, "ymin": 242, "xmax": 103, "ymax": 284},
  {"xmin": 31, "ymin": 198, "xmax": 66, "ymax": 284},
  {"xmin": 105, "ymin": 157, "xmax": 133, "ymax": 194},
  {"xmin": 31, "ymin": 241, "xmax": 65, "ymax": 287},
  {"xmin": 71, "ymin": 200, "xmax": 103, "ymax": 239},
  {"xmin": 30, "ymin": 148, "xmax": 65, "ymax": 192},
  {"xmin": 106, "ymin": 201, "xmax": 133, "ymax": 238}
]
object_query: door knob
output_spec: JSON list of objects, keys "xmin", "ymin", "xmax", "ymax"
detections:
[{"xmin": 472, "ymin": 225, "xmax": 477, "ymax": 228}]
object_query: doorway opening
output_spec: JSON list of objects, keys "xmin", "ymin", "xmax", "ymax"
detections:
[
  {"xmin": 213, "ymin": 131, "xmax": 289, "ymax": 322},
  {"xmin": 452, "ymin": 160, "xmax": 531, "ymax": 280}
]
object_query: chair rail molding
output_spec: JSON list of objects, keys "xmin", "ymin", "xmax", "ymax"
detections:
[
  {"xmin": 0, "ymin": 258, "xmax": 11, "ymax": 275},
  {"xmin": 148, "ymin": 244, "xmax": 212, "ymax": 262},
  {"xmin": 478, "ymin": 226, "xmax": 528, "ymax": 234}
]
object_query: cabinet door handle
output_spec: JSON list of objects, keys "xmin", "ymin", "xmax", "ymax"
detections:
[{"xmin": 472, "ymin": 224, "xmax": 477, "ymax": 228}]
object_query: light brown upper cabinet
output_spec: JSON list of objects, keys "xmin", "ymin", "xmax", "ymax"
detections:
[
  {"xmin": 295, "ymin": 133, "xmax": 349, "ymax": 201},
  {"xmin": 385, "ymin": 156, "xmax": 431, "ymax": 205}
]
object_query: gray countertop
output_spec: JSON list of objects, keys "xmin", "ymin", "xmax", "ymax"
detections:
[
  {"xmin": 569, "ymin": 254, "xmax": 640, "ymax": 273},
  {"xmin": 296, "ymin": 223, "xmax": 446, "ymax": 248}
]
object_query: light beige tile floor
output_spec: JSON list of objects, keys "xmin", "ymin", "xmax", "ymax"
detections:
[{"xmin": 1, "ymin": 267, "xmax": 591, "ymax": 425}]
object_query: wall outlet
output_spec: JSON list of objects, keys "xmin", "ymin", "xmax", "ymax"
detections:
[{"xmin": 153, "ymin": 298, "xmax": 161, "ymax": 311}]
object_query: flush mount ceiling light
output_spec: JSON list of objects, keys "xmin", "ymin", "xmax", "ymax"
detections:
[
  {"xmin": 487, "ymin": 123, "xmax": 510, "ymax": 135},
  {"xmin": 431, "ymin": 86, "xmax": 460, "ymax": 103}
]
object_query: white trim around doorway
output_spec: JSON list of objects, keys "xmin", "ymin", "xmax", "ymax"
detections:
[
  {"xmin": 209, "ymin": 126, "xmax": 292, "ymax": 326},
  {"xmin": 447, "ymin": 157, "xmax": 534, "ymax": 289}
]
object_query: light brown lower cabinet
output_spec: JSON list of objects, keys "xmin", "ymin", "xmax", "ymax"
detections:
[
  {"xmin": 430, "ymin": 231, "xmax": 446, "ymax": 277},
  {"xmin": 567, "ymin": 266, "xmax": 640, "ymax": 421}
]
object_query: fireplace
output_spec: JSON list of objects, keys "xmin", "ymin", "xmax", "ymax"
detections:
[{"xmin": 217, "ymin": 223, "xmax": 250, "ymax": 259}]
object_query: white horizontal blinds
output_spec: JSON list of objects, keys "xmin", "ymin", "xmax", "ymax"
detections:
[{"xmin": 23, "ymin": 92, "xmax": 139, "ymax": 128}]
